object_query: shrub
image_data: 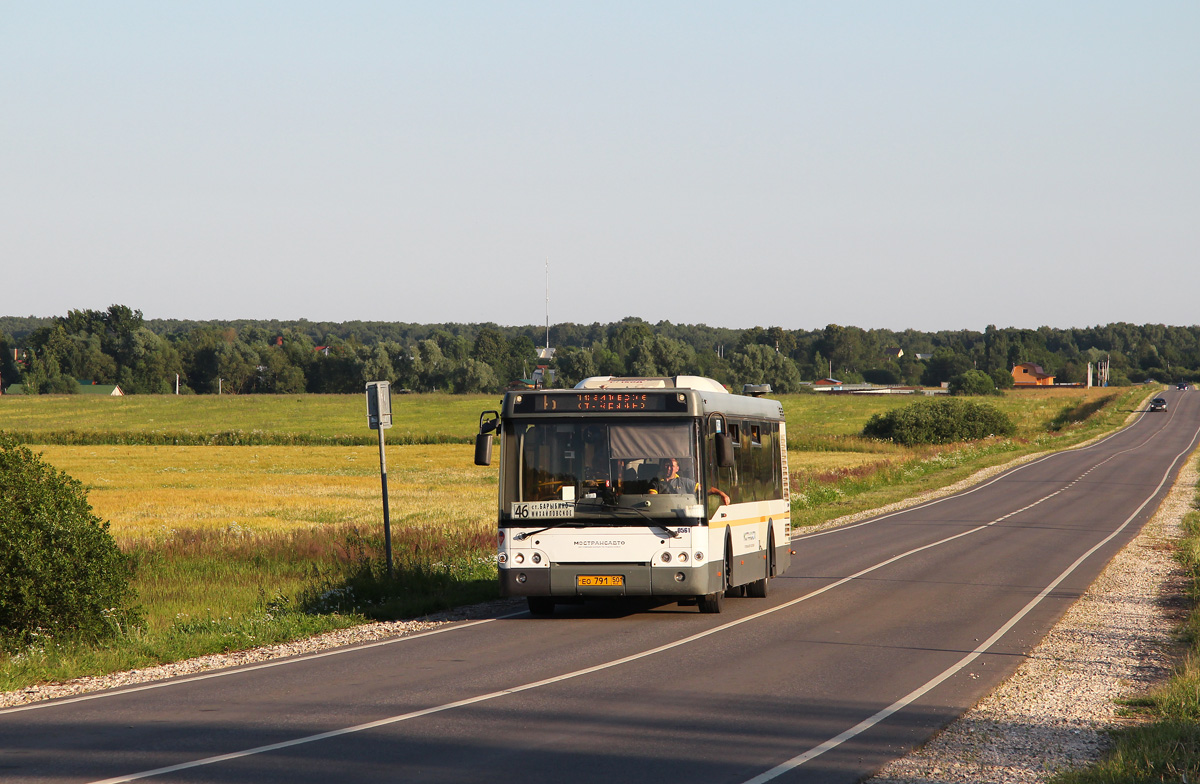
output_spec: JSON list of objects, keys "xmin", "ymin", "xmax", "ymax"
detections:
[
  {"xmin": 948, "ymin": 369, "xmax": 997, "ymax": 396},
  {"xmin": 861, "ymin": 397, "xmax": 1016, "ymax": 445},
  {"xmin": 0, "ymin": 434, "xmax": 141, "ymax": 647}
]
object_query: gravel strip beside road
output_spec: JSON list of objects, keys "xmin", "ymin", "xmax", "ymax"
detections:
[
  {"xmin": 7, "ymin": 406, "xmax": 1191, "ymax": 783},
  {"xmin": 867, "ymin": 454, "xmax": 1196, "ymax": 784},
  {"xmin": 0, "ymin": 598, "xmax": 526, "ymax": 710}
]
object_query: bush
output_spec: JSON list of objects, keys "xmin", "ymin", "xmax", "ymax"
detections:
[
  {"xmin": 0, "ymin": 434, "xmax": 141, "ymax": 647},
  {"xmin": 861, "ymin": 397, "xmax": 1016, "ymax": 445},
  {"xmin": 948, "ymin": 369, "xmax": 997, "ymax": 396},
  {"xmin": 990, "ymin": 368, "xmax": 1015, "ymax": 390}
]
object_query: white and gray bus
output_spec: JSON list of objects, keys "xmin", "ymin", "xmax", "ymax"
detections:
[{"xmin": 475, "ymin": 376, "xmax": 791, "ymax": 615}]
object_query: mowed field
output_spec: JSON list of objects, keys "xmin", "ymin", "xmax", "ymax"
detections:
[
  {"xmin": 0, "ymin": 385, "xmax": 1147, "ymax": 691},
  {"xmin": 2, "ymin": 386, "xmax": 1135, "ymax": 540},
  {"xmin": 35, "ymin": 443, "xmax": 495, "ymax": 538}
]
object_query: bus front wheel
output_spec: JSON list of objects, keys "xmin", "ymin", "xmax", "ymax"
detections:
[{"xmin": 698, "ymin": 591, "xmax": 723, "ymax": 614}]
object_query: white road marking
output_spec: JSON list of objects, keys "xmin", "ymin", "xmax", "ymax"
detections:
[
  {"xmin": 740, "ymin": 414, "xmax": 1200, "ymax": 783},
  {"xmin": 0, "ymin": 617, "xmax": 514, "ymax": 716},
  {"xmin": 85, "ymin": 423, "xmax": 1187, "ymax": 784}
]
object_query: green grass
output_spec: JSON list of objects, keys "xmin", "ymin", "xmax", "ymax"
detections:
[
  {"xmin": 0, "ymin": 387, "xmax": 1152, "ymax": 693},
  {"xmin": 786, "ymin": 388, "xmax": 1147, "ymax": 528},
  {"xmin": 0, "ymin": 393, "xmax": 496, "ymax": 445},
  {"xmin": 1049, "ymin": 460, "xmax": 1200, "ymax": 783},
  {"xmin": 0, "ymin": 523, "xmax": 498, "ymax": 691}
]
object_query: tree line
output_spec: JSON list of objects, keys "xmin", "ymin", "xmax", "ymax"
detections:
[{"xmin": 1, "ymin": 308, "xmax": 1197, "ymax": 395}]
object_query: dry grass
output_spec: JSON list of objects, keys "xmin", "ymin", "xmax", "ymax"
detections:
[{"xmin": 34, "ymin": 444, "xmax": 496, "ymax": 540}]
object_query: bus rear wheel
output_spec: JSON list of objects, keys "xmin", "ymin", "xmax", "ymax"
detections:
[
  {"xmin": 527, "ymin": 596, "xmax": 555, "ymax": 616},
  {"xmin": 747, "ymin": 533, "xmax": 774, "ymax": 598},
  {"xmin": 698, "ymin": 591, "xmax": 723, "ymax": 614}
]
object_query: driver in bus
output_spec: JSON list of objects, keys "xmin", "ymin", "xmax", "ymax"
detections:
[{"xmin": 650, "ymin": 458, "xmax": 693, "ymax": 495}]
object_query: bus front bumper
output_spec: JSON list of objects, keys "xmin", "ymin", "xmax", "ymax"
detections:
[{"xmin": 499, "ymin": 562, "xmax": 722, "ymax": 598}]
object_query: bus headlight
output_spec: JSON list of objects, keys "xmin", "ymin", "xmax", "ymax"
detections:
[
  {"xmin": 515, "ymin": 553, "xmax": 525, "ymax": 564},
  {"xmin": 677, "ymin": 552, "xmax": 689, "ymax": 562}
]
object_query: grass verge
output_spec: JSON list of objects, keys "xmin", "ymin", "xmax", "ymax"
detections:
[
  {"xmin": 0, "ymin": 387, "xmax": 1153, "ymax": 693},
  {"xmin": 1049, "ymin": 459, "xmax": 1200, "ymax": 784},
  {"xmin": 789, "ymin": 388, "xmax": 1146, "ymax": 529},
  {"xmin": 0, "ymin": 523, "xmax": 497, "ymax": 692}
]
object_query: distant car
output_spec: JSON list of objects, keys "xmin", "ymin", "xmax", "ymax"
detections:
[
  {"xmin": 1149, "ymin": 397, "xmax": 1168, "ymax": 412},
  {"xmin": 1178, "ymin": 383, "xmax": 1189, "ymax": 390}
]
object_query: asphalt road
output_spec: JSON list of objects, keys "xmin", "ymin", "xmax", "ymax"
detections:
[{"xmin": 4, "ymin": 389, "xmax": 1198, "ymax": 784}]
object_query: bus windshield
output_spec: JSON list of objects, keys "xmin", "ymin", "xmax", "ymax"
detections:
[{"xmin": 506, "ymin": 419, "xmax": 700, "ymax": 513}]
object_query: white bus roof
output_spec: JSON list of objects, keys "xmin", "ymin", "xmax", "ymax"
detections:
[{"xmin": 574, "ymin": 376, "xmax": 729, "ymax": 394}]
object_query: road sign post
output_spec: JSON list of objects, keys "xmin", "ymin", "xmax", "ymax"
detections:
[{"xmin": 365, "ymin": 381, "xmax": 394, "ymax": 578}]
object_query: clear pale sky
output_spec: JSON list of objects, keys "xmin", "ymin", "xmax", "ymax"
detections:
[{"xmin": 3, "ymin": 2, "xmax": 1197, "ymax": 332}]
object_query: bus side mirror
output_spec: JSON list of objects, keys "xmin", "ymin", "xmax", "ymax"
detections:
[
  {"xmin": 475, "ymin": 433, "xmax": 493, "ymax": 466},
  {"xmin": 716, "ymin": 433, "xmax": 735, "ymax": 468},
  {"xmin": 475, "ymin": 410, "xmax": 500, "ymax": 466}
]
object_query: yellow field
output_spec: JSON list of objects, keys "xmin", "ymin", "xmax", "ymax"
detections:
[
  {"xmin": 786, "ymin": 450, "xmax": 891, "ymax": 472},
  {"xmin": 35, "ymin": 444, "xmax": 496, "ymax": 540}
]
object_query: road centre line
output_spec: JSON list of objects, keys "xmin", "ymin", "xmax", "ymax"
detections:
[
  {"xmin": 740, "ymin": 414, "xmax": 1200, "ymax": 783},
  {"xmin": 13, "ymin": 393, "xmax": 1159, "ymax": 720},
  {"xmin": 88, "ymin": 438, "xmax": 1158, "ymax": 783}
]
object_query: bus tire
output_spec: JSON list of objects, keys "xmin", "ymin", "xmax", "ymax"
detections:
[
  {"xmin": 724, "ymin": 531, "xmax": 745, "ymax": 597},
  {"xmin": 698, "ymin": 591, "xmax": 723, "ymax": 614},
  {"xmin": 527, "ymin": 596, "xmax": 555, "ymax": 616},
  {"xmin": 747, "ymin": 532, "xmax": 774, "ymax": 598}
]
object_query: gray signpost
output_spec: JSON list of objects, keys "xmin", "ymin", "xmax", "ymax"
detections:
[{"xmin": 365, "ymin": 381, "xmax": 394, "ymax": 578}]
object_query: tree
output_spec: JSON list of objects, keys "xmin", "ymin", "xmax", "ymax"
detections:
[
  {"xmin": 920, "ymin": 348, "xmax": 973, "ymax": 387},
  {"xmin": 728, "ymin": 344, "xmax": 802, "ymax": 393},
  {"xmin": 361, "ymin": 345, "xmax": 396, "ymax": 386},
  {"xmin": 448, "ymin": 358, "xmax": 499, "ymax": 393},
  {"xmin": 990, "ymin": 368, "xmax": 1015, "ymax": 389},
  {"xmin": 862, "ymin": 368, "xmax": 901, "ymax": 385},
  {"xmin": 553, "ymin": 346, "xmax": 597, "ymax": 388},
  {"xmin": 947, "ymin": 369, "xmax": 997, "ymax": 396}
]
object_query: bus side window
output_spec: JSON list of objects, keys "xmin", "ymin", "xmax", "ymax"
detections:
[{"xmin": 707, "ymin": 431, "xmax": 734, "ymax": 516}]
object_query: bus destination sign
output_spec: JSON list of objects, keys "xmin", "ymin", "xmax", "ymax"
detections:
[{"xmin": 535, "ymin": 392, "xmax": 668, "ymax": 412}]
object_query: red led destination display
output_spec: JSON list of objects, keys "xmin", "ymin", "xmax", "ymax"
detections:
[
  {"xmin": 510, "ymin": 391, "xmax": 690, "ymax": 414},
  {"xmin": 536, "ymin": 392, "xmax": 667, "ymax": 412}
]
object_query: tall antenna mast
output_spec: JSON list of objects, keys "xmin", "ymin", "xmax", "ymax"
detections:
[{"xmin": 544, "ymin": 259, "xmax": 550, "ymax": 352}]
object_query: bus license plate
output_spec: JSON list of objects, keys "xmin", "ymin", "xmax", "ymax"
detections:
[{"xmin": 577, "ymin": 575, "xmax": 624, "ymax": 587}]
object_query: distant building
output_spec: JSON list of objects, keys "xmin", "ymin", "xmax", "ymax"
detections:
[
  {"xmin": 1012, "ymin": 362, "xmax": 1055, "ymax": 386},
  {"xmin": 78, "ymin": 381, "xmax": 125, "ymax": 395},
  {"xmin": 883, "ymin": 347, "xmax": 903, "ymax": 359}
]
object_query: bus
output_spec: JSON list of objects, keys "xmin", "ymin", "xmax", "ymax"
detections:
[{"xmin": 474, "ymin": 375, "xmax": 791, "ymax": 614}]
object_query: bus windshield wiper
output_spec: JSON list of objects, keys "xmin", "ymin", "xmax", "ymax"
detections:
[
  {"xmin": 573, "ymin": 497, "xmax": 681, "ymax": 538},
  {"xmin": 513, "ymin": 519, "xmax": 580, "ymax": 540}
]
